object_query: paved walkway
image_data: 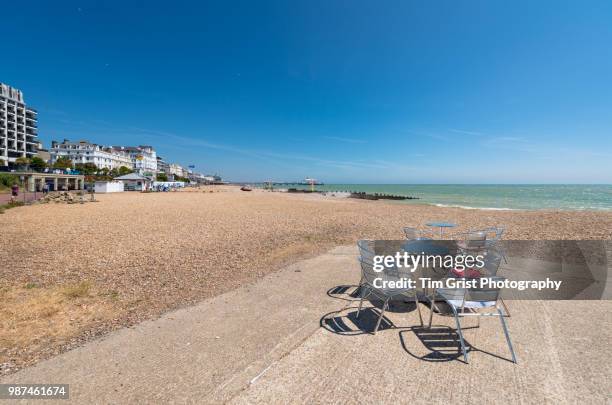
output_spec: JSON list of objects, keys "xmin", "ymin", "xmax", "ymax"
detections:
[
  {"xmin": 0, "ymin": 192, "xmax": 44, "ymax": 205},
  {"xmin": 2, "ymin": 246, "xmax": 611, "ymax": 404}
]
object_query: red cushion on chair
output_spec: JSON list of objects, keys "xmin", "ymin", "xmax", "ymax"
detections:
[
  {"xmin": 451, "ymin": 267, "xmax": 464, "ymax": 277},
  {"xmin": 451, "ymin": 267, "xmax": 482, "ymax": 278}
]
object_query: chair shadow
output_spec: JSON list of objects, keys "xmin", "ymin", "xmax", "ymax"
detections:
[
  {"xmin": 327, "ymin": 285, "xmax": 422, "ymax": 314},
  {"xmin": 399, "ymin": 326, "xmax": 469, "ymax": 363},
  {"xmin": 321, "ymin": 307, "xmax": 393, "ymax": 335},
  {"xmin": 320, "ymin": 298, "xmax": 423, "ymax": 336},
  {"xmin": 327, "ymin": 285, "xmax": 363, "ymax": 301},
  {"xmin": 400, "ymin": 324, "xmax": 517, "ymax": 364}
]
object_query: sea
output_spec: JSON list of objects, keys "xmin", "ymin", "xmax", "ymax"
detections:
[{"xmin": 273, "ymin": 184, "xmax": 612, "ymax": 211}]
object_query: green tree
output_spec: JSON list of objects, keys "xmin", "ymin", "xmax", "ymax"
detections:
[
  {"xmin": 156, "ymin": 173, "xmax": 168, "ymax": 181},
  {"xmin": 0, "ymin": 173, "xmax": 21, "ymax": 188},
  {"xmin": 29, "ymin": 156, "xmax": 47, "ymax": 171},
  {"xmin": 74, "ymin": 163, "xmax": 98, "ymax": 175},
  {"xmin": 15, "ymin": 156, "xmax": 30, "ymax": 166},
  {"xmin": 117, "ymin": 166, "xmax": 132, "ymax": 176},
  {"xmin": 53, "ymin": 157, "xmax": 73, "ymax": 169}
]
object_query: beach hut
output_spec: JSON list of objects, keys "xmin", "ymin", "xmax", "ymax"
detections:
[
  {"xmin": 94, "ymin": 180, "xmax": 125, "ymax": 193},
  {"xmin": 114, "ymin": 173, "xmax": 153, "ymax": 191}
]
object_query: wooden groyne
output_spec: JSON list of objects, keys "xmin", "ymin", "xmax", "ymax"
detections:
[
  {"xmin": 348, "ymin": 191, "xmax": 419, "ymax": 201},
  {"xmin": 286, "ymin": 188, "xmax": 418, "ymax": 200}
]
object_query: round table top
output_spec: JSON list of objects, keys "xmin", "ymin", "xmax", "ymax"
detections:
[{"xmin": 426, "ymin": 221, "xmax": 456, "ymax": 228}]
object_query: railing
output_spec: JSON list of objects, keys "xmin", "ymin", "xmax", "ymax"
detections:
[{"xmin": 0, "ymin": 191, "xmax": 44, "ymax": 205}]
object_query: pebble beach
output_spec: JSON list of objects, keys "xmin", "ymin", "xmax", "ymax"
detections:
[{"xmin": 1, "ymin": 186, "xmax": 611, "ymax": 373}]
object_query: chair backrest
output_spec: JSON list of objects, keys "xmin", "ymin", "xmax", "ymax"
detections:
[
  {"xmin": 481, "ymin": 249, "xmax": 503, "ymax": 276},
  {"xmin": 472, "ymin": 226, "xmax": 504, "ymax": 243},
  {"xmin": 357, "ymin": 240, "xmax": 375, "ymax": 262},
  {"xmin": 358, "ymin": 257, "xmax": 415, "ymax": 296},
  {"xmin": 465, "ymin": 276, "xmax": 505, "ymax": 303},
  {"xmin": 403, "ymin": 227, "xmax": 419, "ymax": 240},
  {"xmin": 463, "ymin": 231, "xmax": 487, "ymax": 249},
  {"xmin": 492, "ymin": 226, "xmax": 504, "ymax": 241},
  {"xmin": 359, "ymin": 257, "xmax": 381, "ymax": 286}
]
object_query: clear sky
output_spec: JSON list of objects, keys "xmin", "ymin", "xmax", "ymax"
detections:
[{"xmin": 2, "ymin": 1, "xmax": 611, "ymax": 183}]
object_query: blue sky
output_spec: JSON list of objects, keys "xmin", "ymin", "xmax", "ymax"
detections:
[{"xmin": 2, "ymin": 1, "xmax": 611, "ymax": 183}]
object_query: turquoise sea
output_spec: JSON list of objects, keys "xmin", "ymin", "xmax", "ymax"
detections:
[{"xmin": 275, "ymin": 184, "xmax": 612, "ymax": 211}]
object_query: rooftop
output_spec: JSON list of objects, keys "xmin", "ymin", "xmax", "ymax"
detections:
[{"xmin": 114, "ymin": 173, "xmax": 151, "ymax": 181}]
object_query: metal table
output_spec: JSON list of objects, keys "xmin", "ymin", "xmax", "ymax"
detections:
[{"xmin": 426, "ymin": 221, "xmax": 457, "ymax": 238}]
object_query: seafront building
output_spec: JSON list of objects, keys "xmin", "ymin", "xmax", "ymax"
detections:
[
  {"xmin": 0, "ymin": 83, "xmax": 39, "ymax": 167},
  {"xmin": 1, "ymin": 81, "xmax": 208, "ymax": 181},
  {"xmin": 168, "ymin": 163, "xmax": 187, "ymax": 178},
  {"xmin": 35, "ymin": 141, "xmax": 51, "ymax": 164},
  {"xmin": 50, "ymin": 139, "xmax": 132, "ymax": 169},
  {"xmin": 188, "ymin": 171, "xmax": 209, "ymax": 183},
  {"xmin": 114, "ymin": 172, "xmax": 153, "ymax": 191},
  {"xmin": 156, "ymin": 156, "xmax": 170, "ymax": 175},
  {"xmin": 112, "ymin": 145, "xmax": 157, "ymax": 176}
]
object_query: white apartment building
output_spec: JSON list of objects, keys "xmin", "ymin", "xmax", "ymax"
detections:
[
  {"xmin": 50, "ymin": 139, "xmax": 132, "ymax": 169},
  {"xmin": 0, "ymin": 83, "xmax": 39, "ymax": 166},
  {"xmin": 113, "ymin": 145, "xmax": 157, "ymax": 176},
  {"xmin": 156, "ymin": 156, "xmax": 169, "ymax": 174},
  {"xmin": 168, "ymin": 163, "xmax": 187, "ymax": 178}
]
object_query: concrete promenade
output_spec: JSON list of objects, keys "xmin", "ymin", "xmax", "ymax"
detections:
[{"xmin": 2, "ymin": 246, "xmax": 610, "ymax": 404}]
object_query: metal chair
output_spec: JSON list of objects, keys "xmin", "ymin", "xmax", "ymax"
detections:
[
  {"xmin": 448, "ymin": 248, "xmax": 503, "ymax": 279},
  {"xmin": 481, "ymin": 226, "xmax": 505, "ymax": 247},
  {"xmin": 357, "ymin": 239, "xmax": 376, "ymax": 262},
  {"xmin": 356, "ymin": 257, "xmax": 423, "ymax": 334},
  {"xmin": 482, "ymin": 226, "xmax": 508, "ymax": 263},
  {"xmin": 356, "ymin": 240, "xmax": 376, "ymax": 292},
  {"xmin": 403, "ymin": 227, "xmax": 434, "ymax": 240},
  {"xmin": 454, "ymin": 231, "xmax": 487, "ymax": 255},
  {"xmin": 427, "ymin": 275, "xmax": 517, "ymax": 363},
  {"xmin": 464, "ymin": 226, "xmax": 507, "ymax": 262}
]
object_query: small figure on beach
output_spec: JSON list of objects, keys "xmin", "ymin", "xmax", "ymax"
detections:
[{"xmin": 10, "ymin": 183, "xmax": 19, "ymax": 203}]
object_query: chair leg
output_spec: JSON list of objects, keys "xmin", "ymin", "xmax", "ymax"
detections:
[
  {"xmin": 356, "ymin": 277, "xmax": 364, "ymax": 295},
  {"xmin": 452, "ymin": 308, "xmax": 469, "ymax": 363},
  {"xmin": 500, "ymin": 298, "xmax": 511, "ymax": 317},
  {"xmin": 373, "ymin": 299, "xmax": 389, "ymax": 335},
  {"xmin": 413, "ymin": 293, "xmax": 423, "ymax": 326},
  {"xmin": 356, "ymin": 286, "xmax": 368, "ymax": 318},
  {"xmin": 498, "ymin": 309, "xmax": 517, "ymax": 363},
  {"xmin": 428, "ymin": 291, "xmax": 436, "ymax": 328}
]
